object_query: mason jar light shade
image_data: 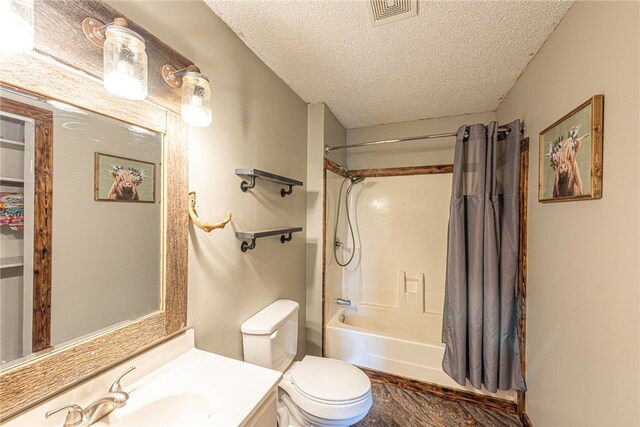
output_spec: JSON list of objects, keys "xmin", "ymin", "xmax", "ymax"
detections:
[
  {"xmin": 181, "ymin": 72, "xmax": 212, "ymax": 127},
  {"xmin": 103, "ymin": 26, "xmax": 148, "ymax": 100},
  {"xmin": 0, "ymin": 0, "xmax": 34, "ymax": 53}
]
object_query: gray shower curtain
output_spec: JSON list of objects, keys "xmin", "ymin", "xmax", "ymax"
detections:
[{"xmin": 442, "ymin": 120, "xmax": 526, "ymax": 392}]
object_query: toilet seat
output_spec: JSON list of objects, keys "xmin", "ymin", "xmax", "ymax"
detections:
[
  {"xmin": 292, "ymin": 356, "xmax": 371, "ymax": 403},
  {"xmin": 279, "ymin": 356, "xmax": 372, "ymax": 423}
]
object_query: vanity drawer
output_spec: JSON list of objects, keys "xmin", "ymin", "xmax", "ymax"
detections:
[{"xmin": 242, "ymin": 389, "xmax": 277, "ymax": 427}]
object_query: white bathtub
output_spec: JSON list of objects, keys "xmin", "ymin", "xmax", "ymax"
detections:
[{"xmin": 325, "ymin": 306, "xmax": 517, "ymax": 402}]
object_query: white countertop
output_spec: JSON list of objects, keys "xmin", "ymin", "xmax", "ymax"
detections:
[{"xmin": 4, "ymin": 329, "xmax": 282, "ymax": 426}]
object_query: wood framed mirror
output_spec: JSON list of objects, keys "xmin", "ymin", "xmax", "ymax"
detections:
[{"xmin": 0, "ymin": 1, "xmax": 189, "ymax": 420}]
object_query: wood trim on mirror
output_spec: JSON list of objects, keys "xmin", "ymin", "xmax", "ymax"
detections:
[
  {"xmin": 0, "ymin": 97, "xmax": 53, "ymax": 353},
  {"xmin": 164, "ymin": 111, "xmax": 189, "ymax": 332},
  {"xmin": 0, "ymin": 52, "xmax": 189, "ymax": 421},
  {"xmin": 0, "ymin": 52, "xmax": 166, "ymax": 133}
]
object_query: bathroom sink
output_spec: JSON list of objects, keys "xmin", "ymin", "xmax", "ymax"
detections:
[
  {"xmin": 103, "ymin": 388, "xmax": 213, "ymax": 426},
  {"xmin": 93, "ymin": 344, "xmax": 282, "ymax": 427},
  {"xmin": 7, "ymin": 330, "xmax": 281, "ymax": 427}
]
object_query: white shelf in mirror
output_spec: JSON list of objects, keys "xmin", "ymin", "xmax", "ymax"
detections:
[
  {"xmin": 0, "ymin": 177, "xmax": 25, "ymax": 184},
  {"xmin": 0, "ymin": 138, "xmax": 25, "ymax": 148},
  {"xmin": 0, "ymin": 256, "xmax": 24, "ymax": 269}
]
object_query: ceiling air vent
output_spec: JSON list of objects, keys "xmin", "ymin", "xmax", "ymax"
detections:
[{"xmin": 367, "ymin": 0, "xmax": 418, "ymax": 27}]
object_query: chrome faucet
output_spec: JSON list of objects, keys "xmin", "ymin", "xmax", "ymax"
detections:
[
  {"xmin": 80, "ymin": 391, "xmax": 129, "ymax": 426},
  {"xmin": 45, "ymin": 367, "xmax": 135, "ymax": 427}
]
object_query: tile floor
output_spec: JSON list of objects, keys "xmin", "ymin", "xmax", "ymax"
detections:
[{"xmin": 354, "ymin": 381, "xmax": 523, "ymax": 427}]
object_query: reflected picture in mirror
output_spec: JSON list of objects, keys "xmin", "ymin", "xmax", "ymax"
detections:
[
  {"xmin": 95, "ymin": 153, "xmax": 156, "ymax": 202},
  {"xmin": 0, "ymin": 87, "xmax": 163, "ymax": 369}
]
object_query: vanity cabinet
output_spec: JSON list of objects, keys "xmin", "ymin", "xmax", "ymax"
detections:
[
  {"xmin": 0, "ymin": 105, "xmax": 35, "ymax": 364},
  {"xmin": 242, "ymin": 389, "xmax": 277, "ymax": 427}
]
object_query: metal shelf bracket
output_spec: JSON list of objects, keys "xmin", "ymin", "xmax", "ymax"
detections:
[
  {"xmin": 235, "ymin": 168, "xmax": 302, "ymax": 197},
  {"xmin": 236, "ymin": 227, "xmax": 302, "ymax": 253},
  {"xmin": 240, "ymin": 176, "xmax": 256, "ymax": 192}
]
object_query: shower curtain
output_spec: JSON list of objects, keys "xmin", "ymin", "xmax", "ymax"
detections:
[{"xmin": 442, "ymin": 120, "xmax": 526, "ymax": 392}]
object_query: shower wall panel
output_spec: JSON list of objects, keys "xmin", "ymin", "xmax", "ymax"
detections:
[{"xmin": 344, "ymin": 173, "xmax": 452, "ymax": 342}]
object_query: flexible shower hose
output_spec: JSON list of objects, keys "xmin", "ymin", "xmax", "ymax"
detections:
[{"xmin": 333, "ymin": 178, "xmax": 358, "ymax": 267}]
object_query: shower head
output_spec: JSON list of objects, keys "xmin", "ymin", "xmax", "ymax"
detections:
[{"xmin": 339, "ymin": 165, "xmax": 365, "ymax": 184}]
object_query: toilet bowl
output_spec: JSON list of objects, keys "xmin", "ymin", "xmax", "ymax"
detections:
[
  {"xmin": 278, "ymin": 356, "xmax": 372, "ymax": 426},
  {"xmin": 241, "ymin": 300, "xmax": 372, "ymax": 427}
]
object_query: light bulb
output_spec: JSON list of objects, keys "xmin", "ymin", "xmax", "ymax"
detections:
[
  {"xmin": 0, "ymin": 0, "xmax": 34, "ymax": 53},
  {"xmin": 181, "ymin": 72, "xmax": 212, "ymax": 127},
  {"xmin": 103, "ymin": 25, "xmax": 147, "ymax": 100},
  {"xmin": 182, "ymin": 103, "xmax": 212, "ymax": 127},
  {"xmin": 104, "ymin": 60, "xmax": 146, "ymax": 100}
]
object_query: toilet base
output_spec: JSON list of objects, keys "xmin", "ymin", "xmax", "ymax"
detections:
[{"xmin": 277, "ymin": 388, "xmax": 369, "ymax": 427}]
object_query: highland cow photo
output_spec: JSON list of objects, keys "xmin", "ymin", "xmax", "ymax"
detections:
[
  {"xmin": 539, "ymin": 95, "xmax": 604, "ymax": 203},
  {"xmin": 94, "ymin": 153, "xmax": 156, "ymax": 203}
]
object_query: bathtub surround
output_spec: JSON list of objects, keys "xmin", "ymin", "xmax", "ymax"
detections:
[
  {"xmin": 331, "ymin": 172, "xmax": 364, "ymax": 268},
  {"xmin": 334, "ymin": 173, "xmax": 451, "ymax": 340},
  {"xmin": 442, "ymin": 121, "xmax": 525, "ymax": 392},
  {"xmin": 322, "ymin": 159, "xmax": 522, "ymax": 402},
  {"xmin": 322, "ymin": 163, "xmax": 350, "ymax": 353},
  {"xmin": 496, "ymin": 1, "xmax": 640, "ymax": 425}
]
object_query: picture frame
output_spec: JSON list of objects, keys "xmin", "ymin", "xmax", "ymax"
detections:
[
  {"xmin": 538, "ymin": 95, "xmax": 604, "ymax": 203},
  {"xmin": 94, "ymin": 152, "xmax": 156, "ymax": 203}
]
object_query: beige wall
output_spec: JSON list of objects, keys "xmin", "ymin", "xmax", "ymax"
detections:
[
  {"xmin": 306, "ymin": 103, "xmax": 345, "ymax": 355},
  {"xmin": 346, "ymin": 112, "xmax": 496, "ymax": 169},
  {"xmin": 110, "ymin": 1, "xmax": 309, "ymax": 360},
  {"xmin": 496, "ymin": 2, "xmax": 640, "ymax": 425}
]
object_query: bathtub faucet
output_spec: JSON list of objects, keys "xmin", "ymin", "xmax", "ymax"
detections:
[{"xmin": 336, "ymin": 298, "xmax": 351, "ymax": 306}]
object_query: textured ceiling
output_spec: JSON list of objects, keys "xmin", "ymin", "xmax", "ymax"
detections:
[{"xmin": 204, "ymin": 0, "xmax": 572, "ymax": 128}]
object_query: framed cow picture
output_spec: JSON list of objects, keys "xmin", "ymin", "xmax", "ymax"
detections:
[
  {"xmin": 539, "ymin": 95, "xmax": 604, "ymax": 203},
  {"xmin": 94, "ymin": 153, "xmax": 156, "ymax": 203}
]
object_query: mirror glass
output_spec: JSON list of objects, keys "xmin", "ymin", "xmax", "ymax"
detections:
[{"xmin": 0, "ymin": 87, "xmax": 162, "ymax": 369}]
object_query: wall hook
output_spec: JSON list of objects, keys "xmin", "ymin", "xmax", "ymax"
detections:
[{"xmin": 188, "ymin": 191, "xmax": 232, "ymax": 233}]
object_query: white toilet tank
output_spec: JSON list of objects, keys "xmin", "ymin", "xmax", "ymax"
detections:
[{"xmin": 241, "ymin": 299, "xmax": 299, "ymax": 373}]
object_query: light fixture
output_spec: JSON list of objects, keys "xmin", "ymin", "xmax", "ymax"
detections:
[
  {"xmin": 82, "ymin": 17, "xmax": 148, "ymax": 101},
  {"xmin": 0, "ymin": 0, "xmax": 34, "ymax": 53},
  {"xmin": 162, "ymin": 64, "xmax": 212, "ymax": 127}
]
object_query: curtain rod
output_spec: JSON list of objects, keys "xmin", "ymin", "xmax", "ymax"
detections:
[{"xmin": 324, "ymin": 123, "xmax": 524, "ymax": 154}]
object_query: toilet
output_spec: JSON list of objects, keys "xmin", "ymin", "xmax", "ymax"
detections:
[{"xmin": 241, "ymin": 299, "xmax": 372, "ymax": 427}]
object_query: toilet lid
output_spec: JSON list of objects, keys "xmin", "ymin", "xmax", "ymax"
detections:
[{"xmin": 291, "ymin": 356, "xmax": 371, "ymax": 403}]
